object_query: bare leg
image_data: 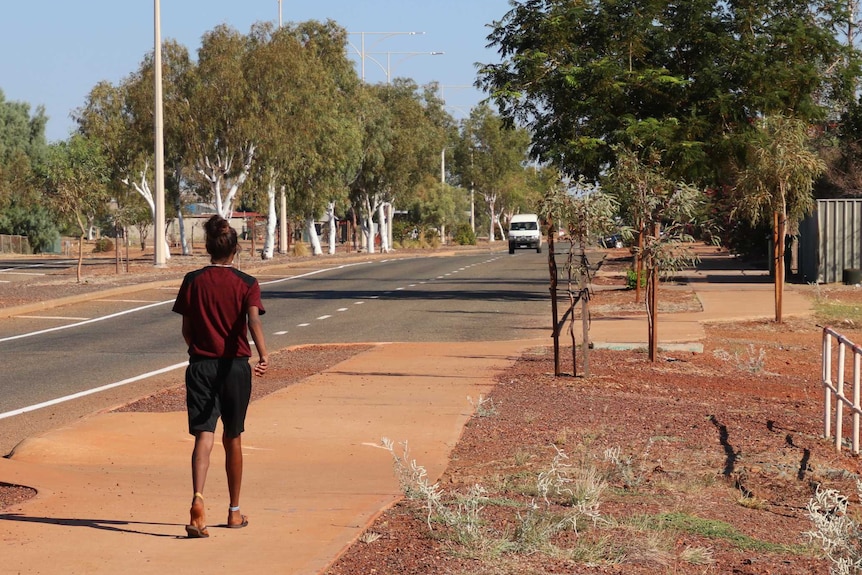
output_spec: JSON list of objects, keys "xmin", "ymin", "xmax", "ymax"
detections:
[
  {"xmin": 224, "ymin": 431, "xmax": 246, "ymax": 527},
  {"xmin": 189, "ymin": 431, "xmax": 215, "ymax": 533}
]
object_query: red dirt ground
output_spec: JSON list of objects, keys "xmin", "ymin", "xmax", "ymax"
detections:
[{"xmin": 5, "ymin": 247, "xmax": 862, "ymax": 573}]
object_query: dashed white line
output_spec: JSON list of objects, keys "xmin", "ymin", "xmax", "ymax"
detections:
[
  {"xmin": 297, "ymin": 323, "xmax": 311, "ymax": 327},
  {"xmin": 317, "ymin": 315, "xmax": 332, "ymax": 320},
  {"xmin": 354, "ymin": 301, "xmax": 365, "ymax": 305},
  {"xmin": 337, "ymin": 308, "xmax": 349, "ymax": 312},
  {"xmin": 274, "ymin": 330, "xmax": 288, "ymax": 335}
]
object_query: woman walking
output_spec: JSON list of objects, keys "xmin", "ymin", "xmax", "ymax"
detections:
[{"xmin": 172, "ymin": 214, "xmax": 269, "ymax": 538}]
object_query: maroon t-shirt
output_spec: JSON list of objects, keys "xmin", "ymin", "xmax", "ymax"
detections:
[{"xmin": 172, "ymin": 266, "xmax": 265, "ymax": 359}]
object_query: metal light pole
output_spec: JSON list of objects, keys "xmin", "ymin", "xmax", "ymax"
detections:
[
  {"xmin": 277, "ymin": 1, "xmax": 289, "ymax": 255},
  {"xmin": 153, "ymin": 0, "xmax": 166, "ymax": 267},
  {"xmin": 347, "ymin": 32, "xmax": 425, "ymax": 81},
  {"xmin": 366, "ymin": 51, "xmax": 444, "ymax": 84}
]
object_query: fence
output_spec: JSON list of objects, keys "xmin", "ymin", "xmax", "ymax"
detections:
[
  {"xmin": 0, "ymin": 234, "xmax": 31, "ymax": 254},
  {"xmin": 822, "ymin": 327, "xmax": 862, "ymax": 453}
]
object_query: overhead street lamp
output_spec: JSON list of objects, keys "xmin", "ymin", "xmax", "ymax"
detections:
[
  {"xmin": 347, "ymin": 31, "xmax": 425, "ymax": 81},
  {"xmin": 365, "ymin": 51, "xmax": 445, "ymax": 84}
]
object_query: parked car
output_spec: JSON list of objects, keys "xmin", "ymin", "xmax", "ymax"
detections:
[{"xmin": 600, "ymin": 234, "xmax": 623, "ymax": 249}]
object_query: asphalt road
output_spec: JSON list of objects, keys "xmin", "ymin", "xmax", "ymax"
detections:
[{"xmin": 0, "ymin": 249, "xmax": 551, "ymax": 454}]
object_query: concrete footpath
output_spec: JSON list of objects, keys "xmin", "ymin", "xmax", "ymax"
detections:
[{"xmin": 0, "ymin": 253, "xmax": 813, "ymax": 575}]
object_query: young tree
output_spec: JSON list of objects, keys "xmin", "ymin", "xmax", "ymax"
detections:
[
  {"xmin": 540, "ymin": 176, "xmax": 619, "ymax": 375},
  {"xmin": 733, "ymin": 114, "xmax": 825, "ymax": 323},
  {"xmin": 41, "ymin": 135, "xmax": 109, "ymax": 282},
  {"xmin": 605, "ymin": 147, "xmax": 704, "ymax": 360}
]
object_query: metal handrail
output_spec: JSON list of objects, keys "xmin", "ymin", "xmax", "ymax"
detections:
[{"xmin": 822, "ymin": 326, "xmax": 862, "ymax": 453}]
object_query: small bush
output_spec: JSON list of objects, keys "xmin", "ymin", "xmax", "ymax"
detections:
[
  {"xmin": 806, "ymin": 480, "xmax": 862, "ymax": 574},
  {"xmin": 454, "ymin": 223, "xmax": 476, "ymax": 246},
  {"xmin": 626, "ymin": 268, "xmax": 646, "ymax": 289},
  {"xmin": 292, "ymin": 242, "xmax": 309, "ymax": 257},
  {"xmin": 93, "ymin": 238, "xmax": 114, "ymax": 253}
]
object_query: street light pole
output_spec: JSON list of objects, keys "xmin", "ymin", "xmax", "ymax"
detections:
[
  {"xmin": 347, "ymin": 32, "xmax": 425, "ymax": 82},
  {"xmin": 153, "ymin": 0, "xmax": 166, "ymax": 267},
  {"xmin": 277, "ymin": 0, "xmax": 288, "ymax": 255}
]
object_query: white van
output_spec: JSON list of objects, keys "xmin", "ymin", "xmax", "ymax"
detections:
[{"xmin": 508, "ymin": 213, "xmax": 542, "ymax": 254}]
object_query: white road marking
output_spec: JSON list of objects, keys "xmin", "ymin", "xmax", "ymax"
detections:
[
  {"xmin": 0, "ymin": 300, "xmax": 173, "ymax": 344},
  {"xmin": 260, "ymin": 261, "xmax": 370, "ymax": 285},
  {"xmin": 0, "ymin": 271, "xmax": 46, "ymax": 276},
  {"xmin": 297, "ymin": 323, "xmax": 311, "ymax": 327},
  {"xmin": 396, "ymin": 287, "xmax": 405, "ymax": 291},
  {"xmin": 354, "ymin": 301, "xmax": 365, "ymax": 305},
  {"xmin": 97, "ymin": 299, "xmax": 160, "ymax": 303},
  {"xmin": 274, "ymin": 330, "xmax": 288, "ymax": 335},
  {"xmin": 317, "ymin": 315, "xmax": 332, "ymax": 320},
  {"xmin": 337, "ymin": 308, "xmax": 348, "ymax": 312},
  {"xmin": 0, "ymin": 361, "xmax": 188, "ymax": 421}
]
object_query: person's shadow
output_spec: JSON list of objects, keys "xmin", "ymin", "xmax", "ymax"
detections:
[{"xmin": 0, "ymin": 513, "xmax": 183, "ymax": 538}]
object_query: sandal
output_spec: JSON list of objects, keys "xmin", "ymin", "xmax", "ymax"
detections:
[
  {"xmin": 185, "ymin": 492, "xmax": 209, "ymax": 538},
  {"xmin": 227, "ymin": 505, "xmax": 249, "ymax": 529}
]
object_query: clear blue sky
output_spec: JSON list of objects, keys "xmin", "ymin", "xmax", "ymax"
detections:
[{"xmin": 1, "ymin": 0, "xmax": 513, "ymax": 142}]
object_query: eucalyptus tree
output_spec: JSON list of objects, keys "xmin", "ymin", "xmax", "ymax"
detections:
[
  {"xmin": 76, "ymin": 40, "xmax": 196, "ymax": 259},
  {"xmin": 478, "ymin": 0, "xmax": 850, "ymax": 185},
  {"xmin": 124, "ymin": 40, "xmax": 197, "ymax": 254},
  {"xmin": 282, "ymin": 20, "xmax": 361, "ymax": 256},
  {"xmin": 75, "ymin": 80, "xmax": 149, "ymax": 264},
  {"xmin": 185, "ymin": 25, "xmax": 256, "ymax": 219},
  {"xmin": 453, "ymin": 104, "xmax": 531, "ymax": 242},
  {"xmin": 733, "ymin": 114, "xmax": 824, "ymax": 323},
  {"xmin": 350, "ymin": 84, "xmax": 393, "ymax": 254},
  {"xmin": 0, "ymin": 90, "xmax": 50, "ymax": 243},
  {"xmin": 41, "ymin": 135, "xmax": 109, "ymax": 282}
]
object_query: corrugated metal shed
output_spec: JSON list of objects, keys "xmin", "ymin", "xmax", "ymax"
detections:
[{"xmin": 799, "ymin": 199, "xmax": 862, "ymax": 284}]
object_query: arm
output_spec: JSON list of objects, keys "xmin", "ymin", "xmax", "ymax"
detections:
[{"xmin": 247, "ymin": 305, "xmax": 269, "ymax": 376}]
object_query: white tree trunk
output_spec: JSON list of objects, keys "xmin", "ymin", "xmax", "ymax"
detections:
[
  {"xmin": 196, "ymin": 144, "xmax": 256, "ymax": 218},
  {"xmin": 306, "ymin": 215, "xmax": 323, "ymax": 255},
  {"xmin": 360, "ymin": 192, "xmax": 380, "ymax": 254},
  {"xmin": 262, "ymin": 180, "xmax": 277, "ymax": 260},
  {"xmin": 124, "ymin": 168, "xmax": 171, "ymax": 259},
  {"xmin": 327, "ymin": 202, "xmax": 337, "ymax": 255},
  {"xmin": 377, "ymin": 202, "xmax": 390, "ymax": 253},
  {"xmin": 176, "ymin": 202, "xmax": 189, "ymax": 255},
  {"xmin": 485, "ymin": 192, "xmax": 497, "ymax": 242},
  {"xmin": 496, "ymin": 208, "xmax": 506, "ymax": 242},
  {"xmin": 386, "ymin": 202, "xmax": 394, "ymax": 249}
]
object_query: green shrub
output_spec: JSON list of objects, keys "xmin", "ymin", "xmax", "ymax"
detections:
[
  {"xmin": 454, "ymin": 223, "xmax": 477, "ymax": 246},
  {"xmin": 93, "ymin": 237, "xmax": 114, "ymax": 253},
  {"xmin": 626, "ymin": 268, "xmax": 646, "ymax": 289}
]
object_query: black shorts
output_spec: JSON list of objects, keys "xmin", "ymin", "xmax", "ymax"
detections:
[{"xmin": 185, "ymin": 357, "xmax": 252, "ymax": 437}]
